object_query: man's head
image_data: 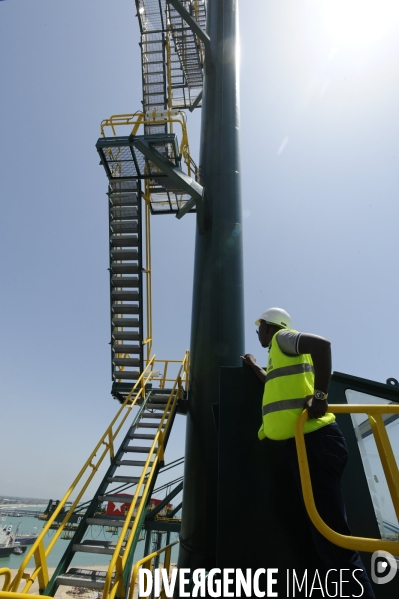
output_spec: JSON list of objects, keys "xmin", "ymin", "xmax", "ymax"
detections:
[{"xmin": 255, "ymin": 307, "xmax": 291, "ymax": 348}]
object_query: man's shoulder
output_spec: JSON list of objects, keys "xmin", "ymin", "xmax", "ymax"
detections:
[{"xmin": 276, "ymin": 329, "xmax": 301, "ymax": 355}]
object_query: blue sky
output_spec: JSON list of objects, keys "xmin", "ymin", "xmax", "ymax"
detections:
[{"xmin": 1, "ymin": 0, "xmax": 399, "ymax": 501}]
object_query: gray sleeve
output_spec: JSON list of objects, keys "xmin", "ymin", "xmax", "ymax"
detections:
[{"xmin": 276, "ymin": 330, "xmax": 302, "ymax": 355}]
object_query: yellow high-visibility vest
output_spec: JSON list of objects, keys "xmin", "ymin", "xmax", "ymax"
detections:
[{"xmin": 258, "ymin": 330, "xmax": 335, "ymax": 441}]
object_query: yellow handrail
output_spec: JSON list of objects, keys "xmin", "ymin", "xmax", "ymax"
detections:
[
  {"xmin": 0, "ymin": 569, "xmax": 12, "ymax": 593},
  {"xmin": 145, "ymin": 358, "xmax": 190, "ymax": 392},
  {"xmin": 100, "ymin": 112, "xmax": 198, "ymax": 181},
  {"xmin": 10, "ymin": 357, "xmax": 157, "ymax": 594},
  {"xmin": 104, "ymin": 351, "xmax": 189, "ymax": 599},
  {"xmin": 295, "ymin": 404, "xmax": 399, "ymax": 554},
  {"xmin": 1, "ymin": 594, "xmax": 52, "ymax": 599},
  {"xmin": 128, "ymin": 540, "xmax": 179, "ymax": 599}
]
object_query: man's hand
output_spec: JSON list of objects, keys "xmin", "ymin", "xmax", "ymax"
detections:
[
  {"xmin": 240, "ymin": 353, "xmax": 257, "ymax": 367},
  {"xmin": 306, "ymin": 396, "xmax": 328, "ymax": 419},
  {"xmin": 241, "ymin": 354, "xmax": 267, "ymax": 383}
]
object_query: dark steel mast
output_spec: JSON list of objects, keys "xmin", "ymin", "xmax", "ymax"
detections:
[{"xmin": 178, "ymin": 0, "xmax": 244, "ymax": 570}]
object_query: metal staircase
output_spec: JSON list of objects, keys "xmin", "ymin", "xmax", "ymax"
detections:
[
  {"xmin": 108, "ymin": 179, "xmax": 144, "ymax": 398},
  {"xmin": 136, "ymin": 0, "xmax": 207, "ymax": 113},
  {"xmin": 43, "ymin": 389, "xmax": 178, "ymax": 596}
]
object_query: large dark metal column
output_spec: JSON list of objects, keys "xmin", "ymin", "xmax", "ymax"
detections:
[{"xmin": 178, "ymin": 0, "xmax": 244, "ymax": 570}]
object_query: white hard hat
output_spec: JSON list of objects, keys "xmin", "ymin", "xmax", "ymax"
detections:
[{"xmin": 255, "ymin": 307, "xmax": 291, "ymax": 329}]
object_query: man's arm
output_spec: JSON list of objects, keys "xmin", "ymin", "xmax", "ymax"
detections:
[
  {"xmin": 297, "ymin": 334, "xmax": 331, "ymax": 419},
  {"xmin": 241, "ymin": 354, "xmax": 266, "ymax": 384}
]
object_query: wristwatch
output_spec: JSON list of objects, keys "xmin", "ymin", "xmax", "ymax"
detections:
[{"xmin": 314, "ymin": 390, "xmax": 328, "ymax": 401}]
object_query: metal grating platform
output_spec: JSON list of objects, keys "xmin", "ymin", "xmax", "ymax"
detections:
[{"xmin": 97, "ymin": 134, "xmax": 197, "ymax": 215}]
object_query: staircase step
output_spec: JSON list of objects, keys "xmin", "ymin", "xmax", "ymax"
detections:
[
  {"xmin": 111, "ymin": 263, "xmax": 139, "ymax": 275},
  {"xmin": 131, "ymin": 433, "xmax": 156, "ymax": 440},
  {"xmin": 117, "ymin": 459, "xmax": 151, "ymax": 466},
  {"xmin": 111, "ymin": 222, "xmax": 139, "ymax": 234},
  {"xmin": 112, "ymin": 358, "xmax": 140, "ymax": 366},
  {"xmin": 113, "ymin": 358, "xmax": 140, "ymax": 367},
  {"xmin": 111, "ymin": 235, "xmax": 139, "ymax": 247},
  {"xmin": 112, "ymin": 305, "xmax": 139, "ymax": 315},
  {"xmin": 116, "ymin": 459, "xmax": 152, "ymax": 466},
  {"xmin": 87, "ymin": 516, "xmax": 132, "ymax": 528},
  {"xmin": 112, "ymin": 330, "xmax": 140, "ymax": 340},
  {"xmin": 56, "ymin": 568, "xmax": 113, "ymax": 590},
  {"xmin": 145, "ymin": 404, "xmax": 169, "ymax": 410},
  {"xmin": 112, "ymin": 369, "xmax": 140, "ymax": 379},
  {"xmin": 97, "ymin": 495, "xmax": 140, "ymax": 503},
  {"xmin": 112, "ymin": 317, "xmax": 139, "ymax": 327},
  {"xmin": 112, "ymin": 343, "xmax": 141, "ymax": 353},
  {"xmin": 109, "ymin": 197, "xmax": 138, "ymax": 208},
  {"xmin": 107, "ymin": 476, "xmax": 140, "ymax": 484},
  {"xmin": 109, "ymin": 179, "xmax": 138, "ymax": 191},
  {"xmin": 111, "ymin": 291, "xmax": 140, "ymax": 302},
  {"xmin": 150, "ymin": 393, "xmax": 172, "ymax": 402},
  {"xmin": 140, "ymin": 413, "xmax": 163, "ymax": 419},
  {"xmin": 110, "ymin": 249, "xmax": 139, "ymax": 260},
  {"xmin": 72, "ymin": 540, "xmax": 120, "ymax": 555},
  {"xmin": 111, "ymin": 276, "xmax": 140, "ymax": 289},
  {"xmin": 136, "ymin": 423, "xmax": 160, "ymax": 428},
  {"xmin": 110, "ymin": 207, "xmax": 138, "ymax": 219},
  {"xmin": 123, "ymin": 445, "xmax": 152, "ymax": 453}
]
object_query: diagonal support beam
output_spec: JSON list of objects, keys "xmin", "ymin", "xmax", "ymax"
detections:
[
  {"xmin": 189, "ymin": 90, "xmax": 203, "ymax": 113},
  {"xmin": 145, "ymin": 481, "xmax": 183, "ymax": 520},
  {"xmin": 168, "ymin": 0, "xmax": 211, "ymax": 51},
  {"xmin": 133, "ymin": 138, "xmax": 205, "ymax": 232}
]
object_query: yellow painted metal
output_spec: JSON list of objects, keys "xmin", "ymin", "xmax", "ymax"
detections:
[
  {"xmin": 9, "ymin": 358, "xmax": 157, "ymax": 594},
  {"xmin": 0, "ymin": 594, "xmax": 53, "ymax": 599},
  {"xmin": 295, "ymin": 404, "xmax": 399, "ymax": 554},
  {"xmin": 33, "ymin": 542, "xmax": 48, "ymax": 590},
  {"xmin": 100, "ymin": 112, "xmax": 198, "ymax": 181},
  {"xmin": 0, "ymin": 569, "xmax": 12, "ymax": 592},
  {"xmin": 139, "ymin": 181, "xmax": 153, "ymax": 362},
  {"xmin": 128, "ymin": 540, "xmax": 179, "ymax": 599},
  {"xmin": 368, "ymin": 414, "xmax": 399, "ymax": 521},
  {"xmin": 145, "ymin": 358, "xmax": 190, "ymax": 392},
  {"xmin": 166, "ymin": 32, "xmax": 173, "ymax": 118},
  {"xmin": 103, "ymin": 352, "xmax": 189, "ymax": 599}
]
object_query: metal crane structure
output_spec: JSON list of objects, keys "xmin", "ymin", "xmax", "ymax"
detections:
[{"xmin": 2, "ymin": 2, "xmax": 399, "ymax": 599}]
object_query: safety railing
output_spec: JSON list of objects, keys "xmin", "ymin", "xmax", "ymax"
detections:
[
  {"xmin": 295, "ymin": 404, "xmax": 399, "ymax": 554},
  {"xmin": 1, "ymin": 570, "xmax": 12, "ymax": 593},
  {"xmin": 100, "ymin": 111, "xmax": 198, "ymax": 181},
  {"xmin": 146, "ymin": 357, "xmax": 190, "ymax": 392},
  {"xmin": 101, "ymin": 351, "xmax": 189, "ymax": 599},
  {"xmin": 7, "ymin": 357, "xmax": 158, "ymax": 595},
  {"xmin": 128, "ymin": 540, "xmax": 179, "ymax": 599},
  {"xmin": 142, "ymin": 188, "xmax": 152, "ymax": 362}
]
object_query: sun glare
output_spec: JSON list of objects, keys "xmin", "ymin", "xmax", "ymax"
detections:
[{"xmin": 319, "ymin": 0, "xmax": 399, "ymax": 49}]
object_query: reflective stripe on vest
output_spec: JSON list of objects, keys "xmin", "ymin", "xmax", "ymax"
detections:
[
  {"xmin": 262, "ymin": 395, "xmax": 313, "ymax": 416},
  {"xmin": 264, "ymin": 363, "xmax": 315, "ymax": 383}
]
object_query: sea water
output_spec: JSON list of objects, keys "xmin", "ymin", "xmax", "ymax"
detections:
[{"xmin": 0, "ymin": 515, "xmax": 179, "ymax": 570}]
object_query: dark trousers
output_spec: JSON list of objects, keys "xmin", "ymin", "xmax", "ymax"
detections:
[{"xmin": 286, "ymin": 422, "xmax": 376, "ymax": 599}]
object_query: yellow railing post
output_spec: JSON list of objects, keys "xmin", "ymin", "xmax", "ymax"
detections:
[
  {"xmin": 108, "ymin": 427, "xmax": 115, "ymax": 460},
  {"xmin": 33, "ymin": 540, "xmax": 49, "ymax": 591},
  {"xmin": 0, "ymin": 570, "xmax": 12, "ymax": 592},
  {"xmin": 367, "ymin": 414, "xmax": 399, "ymax": 520},
  {"xmin": 295, "ymin": 404, "xmax": 399, "ymax": 554},
  {"xmin": 129, "ymin": 541, "xmax": 179, "ymax": 599}
]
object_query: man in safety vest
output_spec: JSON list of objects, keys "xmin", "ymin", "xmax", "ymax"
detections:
[{"xmin": 241, "ymin": 307, "xmax": 376, "ymax": 599}]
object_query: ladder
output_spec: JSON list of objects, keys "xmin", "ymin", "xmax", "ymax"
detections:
[
  {"xmin": 43, "ymin": 388, "xmax": 178, "ymax": 596},
  {"xmin": 108, "ymin": 179, "xmax": 145, "ymax": 400}
]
